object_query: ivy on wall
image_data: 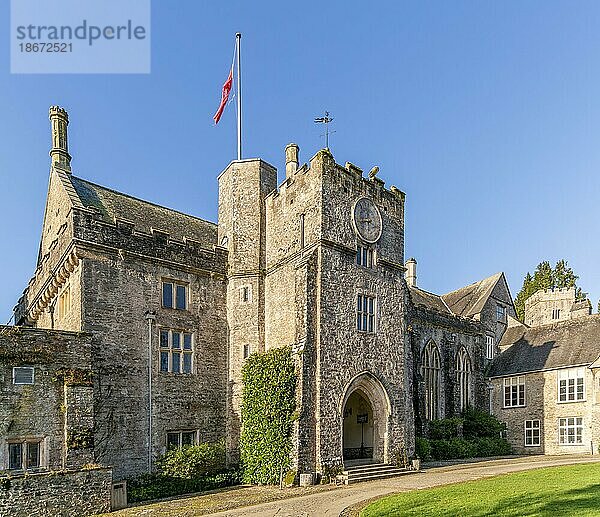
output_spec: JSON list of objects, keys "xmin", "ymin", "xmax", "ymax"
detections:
[{"xmin": 240, "ymin": 346, "xmax": 297, "ymax": 485}]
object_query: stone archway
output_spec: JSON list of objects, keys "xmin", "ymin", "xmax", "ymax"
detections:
[{"xmin": 340, "ymin": 372, "xmax": 391, "ymax": 465}]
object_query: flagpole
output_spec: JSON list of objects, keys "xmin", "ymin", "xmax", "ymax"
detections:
[{"xmin": 236, "ymin": 32, "xmax": 242, "ymax": 160}]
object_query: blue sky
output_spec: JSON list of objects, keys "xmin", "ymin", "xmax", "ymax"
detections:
[{"xmin": 1, "ymin": 1, "xmax": 600, "ymax": 322}]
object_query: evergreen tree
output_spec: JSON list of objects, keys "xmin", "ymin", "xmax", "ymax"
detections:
[{"xmin": 514, "ymin": 260, "xmax": 582, "ymax": 322}]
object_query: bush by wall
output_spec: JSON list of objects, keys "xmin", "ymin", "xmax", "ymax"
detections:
[
  {"xmin": 156, "ymin": 440, "xmax": 225, "ymax": 479},
  {"xmin": 127, "ymin": 470, "xmax": 240, "ymax": 503},
  {"xmin": 417, "ymin": 410, "xmax": 510, "ymax": 461},
  {"xmin": 240, "ymin": 346, "xmax": 298, "ymax": 485}
]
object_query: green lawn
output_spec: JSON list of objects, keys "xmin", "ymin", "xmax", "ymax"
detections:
[{"xmin": 361, "ymin": 463, "xmax": 600, "ymax": 517}]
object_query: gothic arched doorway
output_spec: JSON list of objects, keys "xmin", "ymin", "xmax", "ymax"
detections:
[
  {"xmin": 340, "ymin": 372, "xmax": 391, "ymax": 464},
  {"xmin": 343, "ymin": 390, "xmax": 374, "ymax": 461}
]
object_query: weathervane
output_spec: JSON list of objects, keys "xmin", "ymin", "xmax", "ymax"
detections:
[{"xmin": 314, "ymin": 111, "xmax": 335, "ymax": 149}]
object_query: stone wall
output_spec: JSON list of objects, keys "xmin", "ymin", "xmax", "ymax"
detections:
[{"xmin": 0, "ymin": 467, "xmax": 111, "ymax": 517}]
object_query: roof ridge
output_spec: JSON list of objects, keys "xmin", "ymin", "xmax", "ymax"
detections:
[{"xmin": 69, "ymin": 175, "xmax": 217, "ymax": 227}]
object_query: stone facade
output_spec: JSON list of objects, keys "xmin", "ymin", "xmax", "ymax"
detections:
[
  {"xmin": 4, "ymin": 107, "xmax": 520, "ymax": 486},
  {"xmin": 490, "ymin": 314, "xmax": 600, "ymax": 455}
]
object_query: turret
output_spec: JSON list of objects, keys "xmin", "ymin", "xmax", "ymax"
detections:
[{"xmin": 49, "ymin": 106, "xmax": 71, "ymax": 172}]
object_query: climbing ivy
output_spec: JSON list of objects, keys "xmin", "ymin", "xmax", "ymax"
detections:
[{"xmin": 240, "ymin": 346, "xmax": 297, "ymax": 485}]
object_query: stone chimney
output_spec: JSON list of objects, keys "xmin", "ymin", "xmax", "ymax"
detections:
[
  {"xmin": 285, "ymin": 143, "xmax": 299, "ymax": 178},
  {"xmin": 49, "ymin": 106, "xmax": 71, "ymax": 172},
  {"xmin": 405, "ymin": 258, "xmax": 417, "ymax": 287}
]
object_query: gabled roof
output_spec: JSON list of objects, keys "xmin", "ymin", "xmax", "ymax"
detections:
[
  {"xmin": 442, "ymin": 272, "xmax": 504, "ymax": 318},
  {"xmin": 489, "ymin": 314, "xmax": 600, "ymax": 377},
  {"xmin": 58, "ymin": 171, "xmax": 217, "ymax": 246},
  {"xmin": 408, "ymin": 286, "xmax": 452, "ymax": 314}
]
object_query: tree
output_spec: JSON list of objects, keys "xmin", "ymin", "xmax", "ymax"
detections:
[{"xmin": 514, "ymin": 260, "xmax": 583, "ymax": 322}]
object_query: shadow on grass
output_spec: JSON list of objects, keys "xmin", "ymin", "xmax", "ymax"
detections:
[{"xmin": 488, "ymin": 484, "xmax": 600, "ymax": 516}]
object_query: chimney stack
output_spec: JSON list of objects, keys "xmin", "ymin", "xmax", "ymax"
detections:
[
  {"xmin": 405, "ymin": 258, "xmax": 417, "ymax": 287},
  {"xmin": 285, "ymin": 143, "xmax": 299, "ymax": 178},
  {"xmin": 49, "ymin": 106, "xmax": 71, "ymax": 173}
]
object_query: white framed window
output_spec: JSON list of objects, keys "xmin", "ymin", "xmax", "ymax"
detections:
[
  {"xmin": 552, "ymin": 308, "xmax": 561, "ymax": 320},
  {"xmin": 162, "ymin": 280, "xmax": 188, "ymax": 310},
  {"xmin": 166, "ymin": 430, "xmax": 198, "ymax": 449},
  {"xmin": 356, "ymin": 294, "xmax": 376, "ymax": 333},
  {"xmin": 159, "ymin": 329, "xmax": 193, "ymax": 374},
  {"xmin": 496, "ymin": 305, "xmax": 506, "ymax": 322},
  {"xmin": 486, "ymin": 335, "xmax": 495, "ymax": 360},
  {"xmin": 57, "ymin": 285, "xmax": 71, "ymax": 319},
  {"xmin": 503, "ymin": 376, "xmax": 525, "ymax": 407},
  {"xmin": 7, "ymin": 439, "xmax": 43, "ymax": 470},
  {"xmin": 356, "ymin": 246, "xmax": 374, "ymax": 267},
  {"xmin": 525, "ymin": 420, "xmax": 541, "ymax": 446},
  {"xmin": 13, "ymin": 367, "xmax": 34, "ymax": 385},
  {"xmin": 559, "ymin": 417, "xmax": 583, "ymax": 445},
  {"xmin": 421, "ymin": 341, "xmax": 441, "ymax": 420},
  {"xmin": 558, "ymin": 368, "xmax": 585, "ymax": 402},
  {"xmin": 240, "ymin": 285, "xmax": 252, "ymax": 303},
  {"xmin": 456, "ymin": 347, "xmax": 472, "ymax": 411}
]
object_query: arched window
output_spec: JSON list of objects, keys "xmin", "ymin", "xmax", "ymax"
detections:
[
  {"xmin": 421, "ymin": 341, "xmax": 441, "ymax": 420},
  {"xmin": 456, "ymin": 347, "xmax": 472, "ymax": 412}
]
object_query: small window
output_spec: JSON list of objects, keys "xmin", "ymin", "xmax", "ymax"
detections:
[
  {"xmin": 356, "ymin": 246, "xmax": 374, "ymax": 267},
  {"xmin": 356, "ymin": 294, "xmax": 376, "ymax": 333},
  {"xmin": 552, "ymin": 308, "xmax": 561, "ymax": 320},
  {"xmin": 240, "ymin": 285, "xmax": 252, "ymax": 303},
  {"xmin": 486, "ymin": 335, "xmax": 495, "ymax": 360},
  {"xmin": 503, "ymin": 376, "xmax": 525, "ymax": 407},
  {"xmin": 558, "ymin": 368, "xmax": 585, "ymax": 402},
  {"xmin": 13, "ymin": 367, "xmax": 34, "ymax": 385},
  {"xmin": 300, "ymin": 214, "xmax": 305, "ymax": 249},
  {"xmin": 8, "ymin": 440, "xmax": 41, "ymax": 470},
  {"xmin": 166, "ymin": 430, "xmax": 198, "ymax": 449},
  {"xmin": 162, "ymin": 281, "xmax": 188, "ymax": 310},
  {"xmin": 243, "ymin": 344, "xmax": 251, "ymax": 359},
  {"xmin": 496, "ymin": 305, "xmax": 506, "ymax": 322},
  {"xmin": 160, "ymin": 329, "xmax": 193, "ymax": 374},
  {"xmin": 57, "ymin": 286, "xmax": 71, "ymax": 319},
  {"xmin": 559, "ymin": 417, "xmax": 583, "ymax": 445},
  {"xmin": 525, "ymin": 420, "xmax": 541, "ymax": 446}
]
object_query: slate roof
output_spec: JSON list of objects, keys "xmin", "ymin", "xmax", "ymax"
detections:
[
  {"xmin": 442, "ymin": 272, "xmax": 503, "ymax": 318},
  {"xmin": 408, "ymin": 286, "xmax": 452, "ymax": 314},
  {"xmin": 489, "ymin": 314, "xmax": 600, "ymax": 377},
  {"xmin": 62, "ymin": 173, "xmax": 217, "ymax": 246}
]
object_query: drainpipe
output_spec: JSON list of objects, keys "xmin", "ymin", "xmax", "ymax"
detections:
[{"xmin": 145, "ymin": 310, "xmax": 156, "ymax": 473}]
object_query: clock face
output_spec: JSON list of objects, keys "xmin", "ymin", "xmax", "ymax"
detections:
[{"xmin": 352, "ymin": 197, "xmax": 382, "ymax": 243}]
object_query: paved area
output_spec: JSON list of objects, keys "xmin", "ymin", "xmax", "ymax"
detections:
[
  {"xmin": 210, "ymin": 455, "xmax": 600, "ymax": 517},
  {"xmin": 109, "ymin": 455, "xmax": 600, "ymax": 517}
]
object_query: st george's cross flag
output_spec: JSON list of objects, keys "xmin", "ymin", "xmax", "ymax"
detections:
[{"xmin": 213, "ymin": 65, "xmax": 233, "ymax": 124}]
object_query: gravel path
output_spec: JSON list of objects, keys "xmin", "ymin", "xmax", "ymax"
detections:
[{"xmin": 107, "ymin": 455, "xmax": 600, "ymax": 517}]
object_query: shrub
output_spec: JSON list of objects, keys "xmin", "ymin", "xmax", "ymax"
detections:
[
  {"xmin": 156, "ymin": 441, "xmax": 225, "ymax": 479},
  {"xmin": 127, "ymin": 470, "xmax": 240, "ymax": 503},
  {"xmin": 473, "ymin": 437, "xmax": 512, "ymax": 457},
  {"xmin": 240, "ymin": 346, "xmax": 298, "ymax": 485},
  {"xmin": 430, "ymin": 438, "xmax": 477, "ymax": 460},
  {"xmin": 415, "ymin": 437, "xmax": 432, "ymax": 461},
  {"xmin": 429, "ymin": 418, "xmax": 463, "ymax": 440},
  {"xmin": 462, "ymin": 408, "xmax": 506, "ymax": 439}
]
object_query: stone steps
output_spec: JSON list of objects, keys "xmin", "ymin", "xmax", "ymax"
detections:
[{"xmin": 341, "ymin": 463, "xmax": 414, "ymax": 485}]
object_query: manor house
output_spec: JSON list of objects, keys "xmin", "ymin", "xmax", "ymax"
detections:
[{"xmin": 2, "ymin": 107, "xmax": 515, "ymax": 482}]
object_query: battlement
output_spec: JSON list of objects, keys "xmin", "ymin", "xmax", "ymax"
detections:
[{"xmin": 49, "ymin": 105, "xmax": 69, "ymax": 120}]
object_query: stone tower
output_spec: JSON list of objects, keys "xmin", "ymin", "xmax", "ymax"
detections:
[
  {"xmin": 524, "ymin": 287, "xmax": 592, "ymax": 327},
  {"xmin": 217, "ymin": 159, "xmax": 278, "ymax": 461}
]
